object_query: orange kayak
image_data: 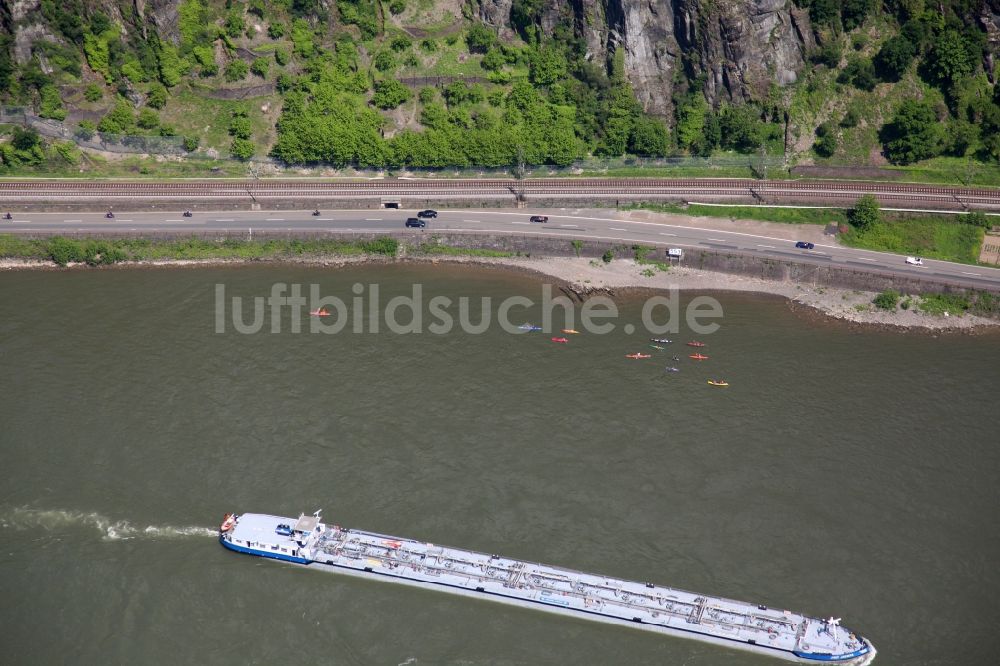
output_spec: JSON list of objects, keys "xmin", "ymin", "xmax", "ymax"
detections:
[
  {"xmin": 687, "ymin": 341, "xmax": 706, "ymax": 347},
  {"xmin": 551, "ymin": 337, "xmax": 569, "ymax": 343},
  {"xmin": 626, "ymin": 353, "xmax": 652, "ymax": 359},
  {"xmin": 689, "ymin": 353, "xmax": 709, "ymax": 360}
]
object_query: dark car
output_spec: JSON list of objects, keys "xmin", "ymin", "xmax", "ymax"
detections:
[
  {"xmin": 795, "ymin": 241, "xmax": 815, "ymax": 250},
  {"xmin": 405, "ymin": 217, "xmax": 426, "ymax": 228},
  {"xmin": 529, "ymin": 215, "xmax": 549, "ymax": 223},
  {"xmin": 418, "ymin": 209, "xmax": 438, "ymax": 218}
]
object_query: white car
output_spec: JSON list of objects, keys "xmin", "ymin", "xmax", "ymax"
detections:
[{"xmin": 905, "ymin": 256, "xmax": 924, "ymax": 266}]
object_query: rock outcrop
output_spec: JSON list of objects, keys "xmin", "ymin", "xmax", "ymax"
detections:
[{"xmin": 476, "ymin": 0, "xmax": 813, "ymax": 118}]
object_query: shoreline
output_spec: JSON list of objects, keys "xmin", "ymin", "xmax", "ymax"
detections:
[{"xmin": 1, "ymin": 254, "xmax": 996, "ymax": 332}]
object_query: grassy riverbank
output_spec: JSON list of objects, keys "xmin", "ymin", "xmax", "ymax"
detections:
[
  {"xmin": 839, "ymin": 215, "xmax": 984, "ymax": 264},
  {"xmin": 0, "ymin": 235, "xmax": 399, "ymax": 266},
  {"xmin": 624, "ymin": 202, "xmax": 848, "ymax": 226}
]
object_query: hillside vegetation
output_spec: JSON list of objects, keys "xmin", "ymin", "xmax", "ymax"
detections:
[{"xmin": 0, "ymin": 1, "xmax": 998, "ymax": 178}]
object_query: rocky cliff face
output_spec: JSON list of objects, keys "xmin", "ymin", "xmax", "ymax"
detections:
[{"xmin": 476, "ymin": 0, "xmax": 813, "ymax": 118}]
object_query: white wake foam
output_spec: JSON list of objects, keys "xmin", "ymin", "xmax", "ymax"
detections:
[{"xmin": 0, "ymin": 507, "xmax": 217, "ymax": 541}]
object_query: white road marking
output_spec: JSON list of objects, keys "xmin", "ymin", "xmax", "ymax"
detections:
[
  {"xmin": 165, "ymin": 219, "xmax": 182, "ymax": 222},
  {"xmin": 757, "ymin": 244, "xmax": 775, "ymax": 249},
  {"xmin": 856, "ymin": 258, "xmax": 877, "ymax": 262},
  {"xmin": 464, "ymin": 219, "xmax": 481, "ymax": 223},
  {"xmin": 511, "ymin": 221, "xmax": 529, "ymax": 225},
  {"xmin": 266, "ymin": 218, "xmax": 285, "ymax": 221},
  {"xmin": 560, "ymin": 224, "xmax": 579, "ymax": 228},
  {"xmin": 216, "ymin": 218, "xmax": 235, "ymax": 222},
  {"xmin": 707, "ymin": 238, "xmax": 727, "ymax": 242},
  {"xmin": 119, "ymin": 219, "xmax": 132, "ymax": 222},
  {"xmin": 659, "ymin": 232, "xmax": 676, "ymax": 236},
  {"xmin": 962, "ymin": 271, "xmax": 981, "ymax": 276},
  {"xmin": 365, "ymin": 218, "xmax": 383, "ymax": 221},
  {"xmin": 317, "ymin": 218, "xmax": 332, "ymax": 221},
  {"xmin": 65, "ymin": 219, "xmax": 82, "ymax": 222},
  {"xmin": 610, "ymin": 227, "xmax": 627, "ymax": 231}
]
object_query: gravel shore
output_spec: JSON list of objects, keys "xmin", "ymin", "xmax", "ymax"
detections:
[{"xmin": 2, "ymin": 254, "xmax": 995, "ymax": 331}]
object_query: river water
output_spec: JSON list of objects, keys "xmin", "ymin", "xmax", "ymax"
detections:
[{"xmin": 1, "ymin": 264, "xmax": 998, "ymax": 665}]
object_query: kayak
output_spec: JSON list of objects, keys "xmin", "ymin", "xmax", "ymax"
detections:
[
  {"xmin": 309, "ymin": 309, "xmax": 331, "ymax": 316},
  {"xmin": 665, "ymin": 367, "xmax": 680, "ymax": 373},
  {"xmin": 551, "ymin": 337, "xmax": 569, "ymax": 344},
  {"xmin": 689, "ymin": 353, "xmax": 709, "ymax": 360},
  {"xmin": 707, "ymin": 380, "xmax": 729, "ymax": 387},
  {"xmin": 687, "ymin": 341, "xmax": 706, "ymax": 347},
  {"xmin": 650, "ymin": 338, "xmax": 672, "ymax": 344},
  {"xmin": 649, "ymin": 345, "xmax": 665, "ymax": 351},
  {"xmin": 626, "ymin": 353, "xmax": 652, "ymax": 359},
  {"xmin": 518, "ymin": 324, "xmax": 542, "ymax": 331},
  {"xmin": 561, "ymin": 329, "xmax": 580, "ymax": 334}
]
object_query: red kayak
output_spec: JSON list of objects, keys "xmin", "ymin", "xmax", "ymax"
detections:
[
  {"xmin": 310, "ymin": 309, "xmax": 331, "ymax": 316},
  {"xmin": 551, "ymin": 337, "xmax": 569, "ymax": 343},
  {"xmin": 689, "ymin": 353, "xmax": 709, "ymax": 360},
  {"xmin": 626, "ymin": 353, "xmax": 652, "ymax": 359},
  {"xmin": 687, "ymin": 341, "xmax": 706, "ymax": 347}
]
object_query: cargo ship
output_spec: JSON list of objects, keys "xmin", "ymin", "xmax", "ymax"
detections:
[{"xmin": 219, "ymin": 512, "xmax": 875, "ymax": 664}]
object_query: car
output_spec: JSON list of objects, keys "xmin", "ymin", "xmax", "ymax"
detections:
[
  {"xmin": 417, "ymin": 209, "xmax": 437, "ymax": 218},
  {"xmin": 275, "ymin": 524, "xmax": 293, "ymax": 536},
  {"xmin": 529, "ymin": 215, "xmax": 549, "ymax": 223},
  {"xmin": 905, "ymin": 256, "xmax": 924, "ymax": 266},
  {"xmin": 405, "ymin": 217, "xmax": 426, "ymax": 228},
  {"xmin": 795, "ymin": 241, "xmax": 815, "ymax": 250}
]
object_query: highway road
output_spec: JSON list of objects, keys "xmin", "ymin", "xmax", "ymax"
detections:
[
  {"xmin": 4, "ymin": 207, "xmax": 999, "ymax": 290},
  {"xmin": 2, "ymin": 177, "xmax": 1000, "ymax": 210}
]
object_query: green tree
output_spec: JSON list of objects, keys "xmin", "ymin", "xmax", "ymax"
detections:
[
  {"xmin": 925, "ymin": 30, "xmax": 976, "ymax": 85},
  {"xmin": 39, "ymin": 84, "xmax": 67, "ymax": 120},
  {"xmin": 11, "ymin": 127, "xmax": 41, "ymax": 151},
  {"xmin": 225, "ymin": 60, "xmax": 249, "ymax": 82},
  {"xmin": 466, "ymin": 24, "xmax": 496, "ymax": 54},
  {"xmin": 137, "ymin": 108, "xmax": 159, "ymax": 129},
  {"xmin": 372, "ymin": 78, "xmax": 412, "ymax": 109},
  {"xmin": 374, "ymin": 51, "xmax": 396, "ymax": 72},
  {"xmin": 629, "ymin": 116, "xmax": 669, "ymax": 157},
  {"xmin": 418, "ymin": 86, "xmax": 436, "ymax": 104},
  {"xmin": 389, "ymin": 0, "xmax": 406, "ymax": 15},
  {"xmin": 719, "ymin": 104, "xmax": 763, "ymax": 152},
  {"xmin": 849, "ymin": 194, "xmax": 881, "ymax": 230},
  {"xmin": 676, "ymin": 94, "xmax": 707, "ymax": 151},
  {"xmin": 225, "ymin": 11, "xmax": 245, "ymax": 39},
  {"xmin": 838, "ymin": 58, "xmax": 877, "ymax": 91},
  {"xmin": 873, "ymin": 289, "xmax": 900, "ymax": 311},
  {"xmin": 840, "ymin": 0, "xmax": 875, "ymax": 31},
  {"xmin": 390, "ymin": 36, "xmax": 411, "ymax": 53},
  {"xmin": 814, "ymin": 122, "xmax": 838, "ymax": 157},
  {"xmin": 98, "ymin": 98, "xmax": 136, "ymax": 134},
  {"xmin": 84, "ymin": 83, "xmax": 103, "ymax": 102},
  {"xmin": 874, "ymin": 35, "xmax": 915, "ymax": 81},
  {"xmin": 274, "ymin": 49, "xmax": 289, "ymax": 66},
  {"xmin": 528, "ymin": 46, "xmax": 567, "ymax": 86},
  {"xmin": 146, "ymin": 84, "xmax": 168, "ymax": 109},
  {"xmin": 481, "ymin": 48, "xmax": 506, "ymax": 72},
  {"xmin": 880, "ymin": 99, "xmax": 945, "ymax": 164},
  {"xmin": 251, "ymin": 57, "xmax": 269, "ymax": 78},
  {"xmin": 268, "ymin": 23, "xmax": 285, "ymax": 39},
  {"xmin": 230, "ymin": 137, "xmax": 255, "ymax": 159},
  {"xmin": 229, "ymin": 115, "xmax": 253, "ymax": 139}
]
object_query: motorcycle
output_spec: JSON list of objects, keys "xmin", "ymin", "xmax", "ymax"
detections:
[
  {"xmin": 183, "ymin": 210, "xmax": 193, "ymax": 217},
  {"xmin": 105, "ymin": 211, "xmax": 115, "ymax": 219},
  {"xmin": 312, "ymin": 209, "xmax": 321, "ymax": 216},
  {"xmin": 2, "ymin": 213, "xmax": 12, "ymax": 220}
]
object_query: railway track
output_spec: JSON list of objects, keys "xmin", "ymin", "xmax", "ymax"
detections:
[{"xmin": 2, "ymin": 178, "xmax": 999, "ymax": 209}]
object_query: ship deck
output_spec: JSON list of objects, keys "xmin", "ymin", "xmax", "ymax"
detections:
[{"xmin": 222, "ymin": 514, "xmax": 873, "ymax": 663}]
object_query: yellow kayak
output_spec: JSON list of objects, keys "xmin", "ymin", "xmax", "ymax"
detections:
[
  {"xmin": 561, "ymin": 329, "xmax": 580, "ymax": 334},
  {"xmin": 707, "ymin": 380, "xmax": 729, "ymax": 387}
]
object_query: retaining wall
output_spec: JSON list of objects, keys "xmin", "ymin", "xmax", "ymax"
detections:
[{"xmin": 13, "ymin": 228, "xmax": 997, "ymax": 296}]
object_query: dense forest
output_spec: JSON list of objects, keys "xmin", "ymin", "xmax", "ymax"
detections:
[{"xmin": 0, "ymin": 0, "xmax": 998, "ymax": 171}]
